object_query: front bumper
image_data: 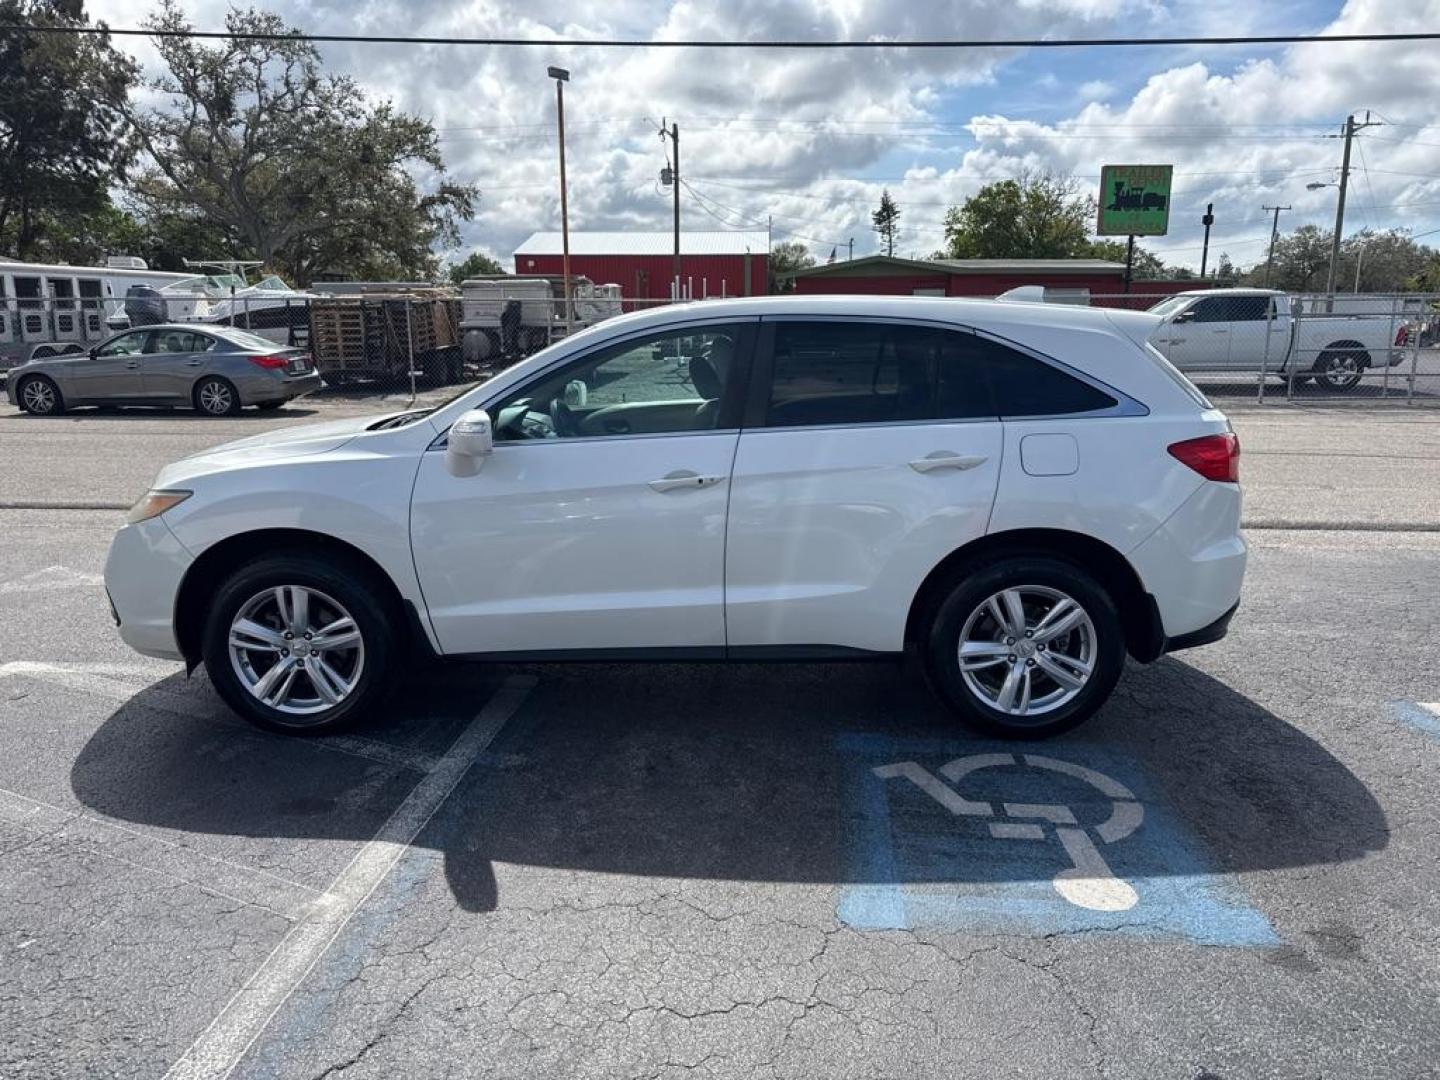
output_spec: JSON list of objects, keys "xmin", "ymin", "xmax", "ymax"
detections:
[{"xmin": 104, "ymin": 516, "xmax": 193, "ymax": 660}]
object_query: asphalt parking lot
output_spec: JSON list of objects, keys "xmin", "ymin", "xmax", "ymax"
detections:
[{"xmin": 2, "ymin": 387, "xmax": 1439, "ymax": 1078}]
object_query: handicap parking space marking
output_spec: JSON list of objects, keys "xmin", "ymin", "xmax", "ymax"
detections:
[
  {"xmin": 1390, "ymin": 701, "xmax": 1440, "ymax": 741},
  {"xmin": 837, "ymin": 733, "xmax": 1277, "ymax": 945}
]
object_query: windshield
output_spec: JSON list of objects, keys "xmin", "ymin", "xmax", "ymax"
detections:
[{"xmin": 1147, "ymin": 295, "xmax": 1193, "ymax": 317}]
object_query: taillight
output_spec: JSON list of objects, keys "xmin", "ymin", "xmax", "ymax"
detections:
[
  {"xmin": 248, "ymin": 354, "xmax": 289, "ymax": 369},
  {"xmin": 1168, "ymin": 433, "xmax": 1239, "ymax": 482}
]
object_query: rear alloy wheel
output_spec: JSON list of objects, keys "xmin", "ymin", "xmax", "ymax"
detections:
[
  {"xmin": 1312, "ymin": 350, "xmax": 1365, "ymax": 392},
  {"xmin": 924, "ymin": 556, "xmax": 1125, "ymax": 738},
  {"xmin": 202, "ymin": 554, "xmax": 397, "ymax": 734},
  {"xmin": 195, "ymin": 376, "xmax": 241, "ymax": 416},
  {"xmin": 19, "ymin": 375, "xmax": 64, "ymax": 415}
]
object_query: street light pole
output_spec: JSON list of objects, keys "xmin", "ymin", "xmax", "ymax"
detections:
[
  {"xmin": 1261, "ymin": 204, "xmax": 1289, "ymax": 287},
  {"xmin": 1199, "ymin": 203, "xmax": 1215, "ymax": 279},
  {"xmin": 548, "ymin": 65, "xmax": 572, "ymax": 334}
]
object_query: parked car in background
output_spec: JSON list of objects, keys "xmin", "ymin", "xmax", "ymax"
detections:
[
  {"xmin": 6, "ymin": 324, "xmax": 321, "ymax": 416},
  {"xmin": 1147, "ymin": 287, "xmax": 1408, "ymax": 390},
  {"xmin": 104, "ymin": 295, "xmax": 1244, "ymax": 740},
  {"xmin": 0, "ymin": 340, "xmax": 85, "ymax": 385}
]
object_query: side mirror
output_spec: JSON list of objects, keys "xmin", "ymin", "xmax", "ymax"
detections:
[
  {"xmin": 445, "ymin": 409, "xmax": 493, "ymax": 477},
  {"xmin": 1171, "ymin": 309, "xmax": 1195, "ymax": 324}
]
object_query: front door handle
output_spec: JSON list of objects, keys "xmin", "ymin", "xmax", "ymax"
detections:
[
  {"xmin": 909, "ymin": 452, "xmax": 988, "ymax": 474},
  {"xmin": 648, "ymin": 470, "xmax": 725, "ymax": 493},
  {"xmin": 124, "ymin": 361, "xmax": 140, "ymax": 369},
  {"xmin": 186, "ymin": 359, "xmax": 203, "ymax": 366}
]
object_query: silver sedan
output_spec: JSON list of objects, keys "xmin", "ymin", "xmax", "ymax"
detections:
[{"xmin": 5, "ymin": 324, "xmax": 323, "ymax": 416}]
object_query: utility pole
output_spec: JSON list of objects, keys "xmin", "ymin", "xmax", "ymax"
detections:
[
  {"xmin": 1324, "ymin": 111, "xmax": 1381, "ymax": 303},
  {"xmin": 659, "ymin": 119, "xmax": 680, "ymax": 297},
  {"xmin": 847, "ymin": 237, "xmax": 854, "ymax": 261},
  {"xmin": 1262, "ymin": 204, "xmax": 1290, "ymax": 287},
  {"xmin": 1199, "ymin": 203, "xmax": 1215, "ymax": 278},
  {"xmin": 548, "ymin": 66, "xmax": 572, "ymax": 333}
]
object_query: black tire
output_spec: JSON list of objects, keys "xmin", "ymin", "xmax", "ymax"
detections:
[
  {"xmin": 17, "ymin": 374, "xmax": 64, "ymax": 415},
  {"xmin": 1312, "ymin": 350, "xmax": 1366, "ymax": 392},
  {"xmin": 201, "ymin": 552, "xmax": 399, "ymax": 735},
  {"xmin": 194, "ymin": 376, "xmax": 241, "ymax": 416},
  {"xmin": 923, "ymin": 556, "xmax": 1125, "ymax": 739}
]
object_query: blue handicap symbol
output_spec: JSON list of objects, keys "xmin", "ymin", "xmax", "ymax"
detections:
[{"xmin": 836, "ymin": 733, "xmax": 1277, "ymax": 946}]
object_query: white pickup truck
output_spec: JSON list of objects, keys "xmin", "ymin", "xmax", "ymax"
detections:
[{"xmin": 1146, "ymin": 288, "xmax": 1408, "ymax": 390}]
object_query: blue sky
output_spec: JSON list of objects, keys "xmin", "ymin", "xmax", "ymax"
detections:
[{"xmin": 92, "ymin": 0, "xmax": 1440, "ymax": 270}]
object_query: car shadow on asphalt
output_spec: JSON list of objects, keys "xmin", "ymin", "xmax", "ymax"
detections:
[{"xmin": 69, "ymin": 657, "xmax": 1386, "ymax": 917}]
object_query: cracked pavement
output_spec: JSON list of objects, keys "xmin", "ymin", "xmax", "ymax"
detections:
[{"xmin": 1, "ymin": 397, "xmax": 1439, "ymax": 1079}]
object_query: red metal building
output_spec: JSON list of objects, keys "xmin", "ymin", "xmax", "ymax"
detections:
[
  {"xmin": 786, "ymin": 255, "xmax": 1197, "ymax": 307},
  {"xmin": 514, "ymin": 231, "xmax": 769, "ymax": 304}
]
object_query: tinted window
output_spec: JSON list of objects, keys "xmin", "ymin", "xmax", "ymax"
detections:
[
  {"xmin": 1227, "ymin": 296, "xmax": 1273, "ymax": 321},
  {"xmin": 492, "ymin": 324, "xmax": 744, "ymax": 441},
  {"xmin": 1189, "ymin": 298, "xmax": 1232, "ymax": 323},
  {"xmin": 978, "ymin": 338, "xmax": 1118, "ymax": 417},
  {"xmin": 765, "ymin": 322, "xmax": 989, "ymax": 427}
]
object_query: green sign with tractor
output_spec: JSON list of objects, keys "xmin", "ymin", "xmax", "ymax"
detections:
[{"xmin": 1097, "ymin": 164, "xmax": 1173, "ymax": 236}]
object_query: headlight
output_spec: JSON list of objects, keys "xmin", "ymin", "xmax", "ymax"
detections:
[{"xmin": 126, "ymin": 489, "xmax": 192, "ymax": 524}]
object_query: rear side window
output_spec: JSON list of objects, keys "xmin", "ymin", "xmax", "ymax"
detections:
[
  {"xmin": 764, "ymin": 322, "xmax": 990, "ymax": 427},
  {"xmin": 962, "ymin": 335, "xmax": 1118, "ymax": 417}
]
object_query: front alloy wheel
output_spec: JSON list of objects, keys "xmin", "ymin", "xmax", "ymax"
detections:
[
  {"xmin": 229, "ymin": 585, "xmax": 365, "ymax": 717},
  {"xmin": 202, "ymin": 552, "xmax": 397, "ymax": 734},
  {"xmin": 20, "ymin": 376, "xmax": 62, "ymax": 415}
]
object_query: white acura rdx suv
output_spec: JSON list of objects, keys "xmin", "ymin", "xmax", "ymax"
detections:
[{"xmin": 104, "ymin": 295, "xmax": 1244, "ymax": 739}]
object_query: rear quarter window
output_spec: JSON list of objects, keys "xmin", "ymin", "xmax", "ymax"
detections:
[{"xmin": 971, "ymin": 338, "xmax": 1118, "ymax": 417}]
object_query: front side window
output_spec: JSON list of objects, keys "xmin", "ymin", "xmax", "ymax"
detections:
[
  {"xmin": 491, "ymin": 324, "xmax": 746, "ymax": 441},
  {"xmin": 97, "ymin": 331, "xmax": 151, "ymax": 357},
  {"xmin": 1189, "ymin": 298, "xmax": 1233, "ymax": 323}
]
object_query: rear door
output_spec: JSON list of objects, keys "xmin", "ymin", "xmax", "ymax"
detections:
[
  {"xmin": 144, "ymin": 328, "xmax": 217, "ymax": 400},
  {"xmin": 724, "ymin": 318, "xmax": 1004, "ymax": 654},
  {"xmin": 1222, "ymin": 295, "xmax": 1287, "ymax": 372}
]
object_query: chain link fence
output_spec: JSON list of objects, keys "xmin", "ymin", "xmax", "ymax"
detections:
[{"xmin": 3, "ymin": 279, "xmax": 1437, "ymax": 407}]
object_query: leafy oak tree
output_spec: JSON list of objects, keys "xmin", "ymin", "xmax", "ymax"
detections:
[
  {"xmin": 124, "ymin": 2, "xmax": 476, "ymax": 284},
  {"xmin": 0, "ymin": 0, "xmax": 138, "ymax": 259},
  {"xmin": 940, "ymin": 173, "xmax": 1093, "ymax": 260},
  {"xmin": 768, "ymin": 240, "xmax": 815, "ymax": 292},
  {"xmin": 448, "ymin": 251, "xmax": 507, "ymax": 284}
]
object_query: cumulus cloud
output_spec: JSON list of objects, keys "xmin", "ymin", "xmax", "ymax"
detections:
[{"xmin": 87, "ymin": 0, "xmax": 1440, "ymax": 271}]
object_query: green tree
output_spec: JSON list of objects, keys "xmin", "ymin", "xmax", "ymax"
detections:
[
  {"xmin": 1215, "ymin": 253, "xmax": 1236, "ymax": 282},
  {"xmin": 124, "ymin": 2, "xmax": 477, "ymax": 285},
  {"xmin": 940, "ymin": 174, "xmax": 1092, "ymax": 259},
  {"xmin": 872, "ymin": 190, "xmax": 900, "ymax": 257},
  {"xmin": 448, "ymin": 251, "xmax": 506, "ymax": 284},
  {"xmin": 1084, "ymin": 238, "xmax": 1170, "ymax": 280},
  {"xmin": 1241, "ymin": 224, "xmax": 1332, "ymax": 290},
  {"xmin": 0, "ymin": 0, "xmax": 138, "ymax": 259},
  {"xmin": 1335, "ymin": 228, "xmax": 1435, "ymax": 293},
  {"xmin": 768, "ymin": 240, "xmax": 815, "ymax": 292}
]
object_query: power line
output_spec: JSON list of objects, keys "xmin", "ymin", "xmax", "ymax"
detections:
[{"xmin": 6, "ymin": 24, "xmax": 1440, "ymax": 49}]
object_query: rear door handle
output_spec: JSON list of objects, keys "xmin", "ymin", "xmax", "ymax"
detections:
[
  {"xmin": 909, "ymin": 452, "xmax": 988, "ymax": 473},
  {"xmin": 186, "ymin": 359, "xmax": 203, "ymax": 366},
  {"xmin": 648, "ymin": 470, "xmax": 725, "ymax": 493}
]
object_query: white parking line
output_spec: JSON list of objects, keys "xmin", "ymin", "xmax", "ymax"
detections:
[
  {"xmin": 0, "ymin": 565, "xmax": 104, "ymax": 595},
  {"xmin": 161, "ymin": 674, "xmax": 536, "ymax": 1080}
]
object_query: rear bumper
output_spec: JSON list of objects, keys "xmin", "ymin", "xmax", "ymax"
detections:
[
  {"xmin": 1127, "ymin": 480, "xmax": 1247, "ymax": 642},
  {"xmin": 242, "ymin": 370, "xmax": 323, "ymax": 405},
  {"xmin": 1165, "ymin": 600, "xmax": 1238, "ymax": 652}
]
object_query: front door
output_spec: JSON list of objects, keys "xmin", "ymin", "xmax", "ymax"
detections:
[
  {"xmin": 67, "ymin": 329, "xmax": 153, "ymax": 401},
  {"xmin": 410, "ymin": 319, "xmax": 756, "ymax": 656},
  {"xmin": 1155, "ymin": 296, "xmax": 1232, "ymax": 372},
  {"xmin": 725, "ymin": 318, "xmax": 1005, "ymax": 653},
  {"xmin": 1223, "ymin": 295, "xmax": 1287, "ymax": 373},
  {"xmin": 144, "ymin": 328, "xmax": 216, "ymax": 400}
]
